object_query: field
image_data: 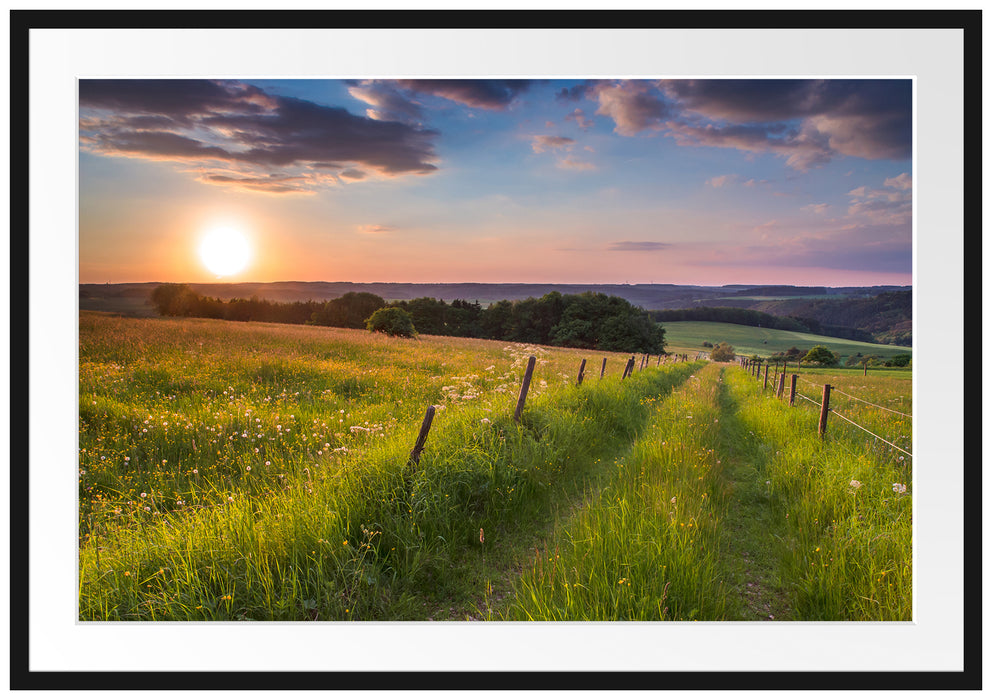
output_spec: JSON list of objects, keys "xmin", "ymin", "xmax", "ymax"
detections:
[
  {"xmin": 78, "ymin": 312, "xmax": 912, "ymax": 621},
  {"xmin": 661, "ymin": 320, "xmax": 912, "ymax": 361}
]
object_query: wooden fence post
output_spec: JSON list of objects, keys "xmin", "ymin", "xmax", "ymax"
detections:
[
  {"xmin": 789, "ymin": 374, "xmax": 797, "ymax": 406},
  {"xmin": 577, "ymin": 358, "xmax": 587, "ymax": 386},
  {"xmin": 514, "ymin": 356, "xmax": 536, "ymax": 422},
  {"xmin": 818, "ymin": 384, "xmax": 832, "ymax": 437},
  {"xmin": 600, "ymin": 357, "xmax": 607, "ymax": 379},
  {"xmin": 627, "ymin": 356, "xmax": 636, "ymax": 377},
  {"xmin": 408, "ymin": 405, "xmax": 436, "ymax": 467},
  {"xmin": 763, "ymin": 363, "xmax": 769, "ymax": 390},
  {"xmin": 777, "ymin": 371, "xmax": 785, "ymax": 398},
  {"xmin": 657, "ymin": 355, "xmax": 661, "ymax": 367},
  {"xmin": 864, "ymin": 362, "xmax": 868, "ymax": 377}
]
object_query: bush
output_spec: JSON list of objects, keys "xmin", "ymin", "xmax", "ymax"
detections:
[
  {"xmin": 802, "ymin": 345, "xmax": 838, "ymax": 366},
  {"xmin": 884, "ymin": 353, "xmax": 912, "ymax": 368},
  {"xmin": 366, "ymin": 307, "xmax": 417, "ymax": 338},
  {"xmin": 709, "ymin": 342, "xmax": 735, "ymax": 362}
]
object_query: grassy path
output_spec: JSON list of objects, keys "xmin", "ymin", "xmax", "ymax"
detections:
[
  {"xmin": 497, "ymin": 363, "xmax": 729, "ymax": 621},
  {"xmin": 710, "ymin": 366, "xmax": 793, "ymax": 620}
]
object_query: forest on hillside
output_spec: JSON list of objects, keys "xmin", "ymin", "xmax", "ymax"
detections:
[{"xmin": 651, "ymin": 291, "xmax": 911, "ymax": 346}]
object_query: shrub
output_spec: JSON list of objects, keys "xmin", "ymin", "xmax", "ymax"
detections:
[
  {"xmin": 709, "ymin": 342, "xmax": 735, "ymax": 362},
  {"xmin": 802, "ymin": 345, "xmax": 838, "ymax": 366},
  {"xmin": 884, "ymin": 353, "xmax": 912, "ymax": 368},
  {"xmin": 366, "ymin": 307, "xmax": 417, "ymax": 338}
]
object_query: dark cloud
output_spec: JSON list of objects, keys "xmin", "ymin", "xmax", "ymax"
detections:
[
  {"xmin": 568, "ymin": 79, "xmax": 910, "ymax": 170},
  {"xmin": 555, "ymin": 81, "xmax": 600, "ymax": 103},
  {"xmin": 667, "ymin": 120, "xmax": 833, "ymax": 172},
  {"xmin": 79, "ymin": 79, "xmax": 275, "ymax": 123},
  {"xmin": 347, "ymin": 81, "xmax": 424, "ymax": 123},
  {"xmin": 87, "ymin": 129, "xmax": 233, "ymax": 161},
  {"xmin": 393, "ymin": 79, "xmax": 532, "ymax": 110},
  {"xmin": 592, "ymin": 82, "xmax": 673, "ymax": 136},
  {"xmin": 657, "ymin": 79, "xmax": 912, "ymax": 164},
  {"xmin": 79, "ymin": 79, "xmax": 440, "ymax": 193},
  {"xmin": 608, "ymin": 241, "xmax": 672, "ymax": 251}
]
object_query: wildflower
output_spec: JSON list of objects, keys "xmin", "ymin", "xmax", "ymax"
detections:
[
  {"xmin": 892, "ymin": 483, "xmax": 907, "ymax": 494},
  {"xmin": 670, "ymin": 497, "xmax": 676, "ymax": 504},
  {"xmin": 140, "ymin": 492, "xmax": 147, "ymax": 498},
  {"xmin": 192, "ymin": 469, "xmax": 198, "ymax": 475},
  {"xmin": 849, "ymin": 480, "xmax": 862, "ymax": 489},
  {"xmin": 479, "ymin": 528, "xmax": 485, "ymax": 544}
]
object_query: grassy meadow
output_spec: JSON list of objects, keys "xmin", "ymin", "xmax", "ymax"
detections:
[
  {"xmin": 78, "ymin": 311, "xmax": 911, "ymax": 621},
  {"xmin": 661, "ymin": 320, "xmax": 912, "ymax": 361}
]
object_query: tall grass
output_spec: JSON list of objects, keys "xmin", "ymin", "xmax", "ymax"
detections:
[
  {"xmin": 499, "ymin": 362, "xmax": 728, "ymax": 621},
  {"xmin": 724, "ymin": 368, "xmax": 912, "ymax": 620},
  {"xmin": 78, "ymin": 313, "xmax": 911, "ymax": 621},
  {"xmin": 78, "ymin": 312, "xmax": 695, "ymax": 620}
]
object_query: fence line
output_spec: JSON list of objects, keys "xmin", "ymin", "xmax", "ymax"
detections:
[
  {"xmin": 792, "ymin": 373, "xmax": 911, "ymax": 420},
  {"xmin": 828, "ymin": 408, "xmax": 913, "ymax": 458},
  {"xmin": 829, "ymin": 387, "xmax": 913, "ymax": 418},
  {"xmin": 783, "ymin": 376, "xmax": 911, "ymax": 458}
]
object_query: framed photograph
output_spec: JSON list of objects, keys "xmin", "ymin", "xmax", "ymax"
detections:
[{"xmin": 9, "ymin": 8, "xmax": 980, "ymax": 692}]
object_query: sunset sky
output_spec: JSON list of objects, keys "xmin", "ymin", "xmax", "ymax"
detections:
[{"xmin": 78, "ymin": 78, "xmax": 913, "ymax": 286}]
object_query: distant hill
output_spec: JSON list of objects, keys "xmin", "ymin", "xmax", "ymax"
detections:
[
  {"xmin": 650, "ymin": 291, "xmax": 912, "ymax": 346},
  {"xmin": 79, "ymin": 281, "xmax": 912, "ymax": 345}
]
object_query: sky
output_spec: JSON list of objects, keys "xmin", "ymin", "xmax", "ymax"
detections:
[{"xmin": 78, "ymin": 78, "xmax": 913, "ymax": 287}]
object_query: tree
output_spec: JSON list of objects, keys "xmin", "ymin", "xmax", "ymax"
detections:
[
  {"xmin": 150, "ymin": 283, "xmax": 200, "ymax": 316},
  {"xmin": 312, "ymin": 292, "xmax": 386, "ymax": 328},
  {"xmin": 366, "ymin": 307, "xmax": 417, "ymax": 337},
  {"xmin": 802, "ymin": 345, "xmax": 838, "ymax": 366},
  {"xmin": 884, "ymin": 353, "xmax": 912, "ymax": 367},
  {"xmin": 709, "ymin": 342, "xmax": 735, "ymax": 362}
]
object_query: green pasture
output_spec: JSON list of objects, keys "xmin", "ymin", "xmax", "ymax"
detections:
[{"xmin": 661, "ymin": 321, "xmax": 911, "ymax": 361}]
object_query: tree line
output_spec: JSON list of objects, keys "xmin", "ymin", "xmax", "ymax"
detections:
[{"xmin": 150, "ymin": 284, "xmax": 666, "ymax": 354}]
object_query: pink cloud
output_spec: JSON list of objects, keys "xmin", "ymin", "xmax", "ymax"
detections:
[{"xmin": 531, "ymin": 135, "xmax": 575, "ymax": 153}]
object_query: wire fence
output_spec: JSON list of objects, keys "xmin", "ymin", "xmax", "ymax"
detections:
[
  {"xmin": 828, "ymin": 407, "xmax": 914, "ymax": 457},
  {"xmin": 829, "ymin": 386, "xmax": 913, "ymax": 418},
  {"xmin": 740, "ymin": 358, "xmax": 912, "ymax": 459}
]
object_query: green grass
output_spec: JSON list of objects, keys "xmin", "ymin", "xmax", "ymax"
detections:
[
  {"xmin": 78, "ymin": 312, "xmax": 911, "ymax": 621},
  {"xmin": 78, "ymin": 312, "xmax": 691, "ymax": 620},
  {"xmin": 498, "ymin": 362, "xmax": 728, "ymax": 621},
  {"xmin": 722, "ymin": 367, "xmax": 912, "ymax": 619},
  {"xmin": 661, "ymin": 320, "xmax": 911, "ymax": 360}
]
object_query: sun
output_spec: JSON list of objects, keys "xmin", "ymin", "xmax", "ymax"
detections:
[{"xmin": 199, "ymin": 227, "xmax": 252, "ymax": 277}]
